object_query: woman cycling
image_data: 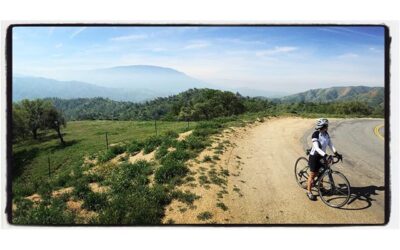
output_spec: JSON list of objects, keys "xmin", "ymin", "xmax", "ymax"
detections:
[{"xmin": 307, "ymin": 118, "xmax": 342, "ymax": 200}]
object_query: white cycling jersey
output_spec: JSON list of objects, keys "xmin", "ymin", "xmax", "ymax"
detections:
[{"xmin": 310, "ymin": 130, "xmax": 336, "ymax": 157}]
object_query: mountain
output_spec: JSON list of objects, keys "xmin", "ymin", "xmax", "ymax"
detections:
[
  {"xmin": 280, "ymin": 86, "xmax": 384, "ymax": 106},
  {"xmin": 13, "ymin": 76, "xmax": 161, "ymax": 102},
  {"xmin": 14, "ymin": 65, "xmax": 212, "ymax": 101},
  {"xmin": 65, "ymin": 65, "xmax": 210, "ymax": 94}
]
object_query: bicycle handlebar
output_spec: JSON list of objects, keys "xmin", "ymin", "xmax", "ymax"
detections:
[{"xmin": 329, "ymin": 154, "xmax": 343, "ymax": 164}]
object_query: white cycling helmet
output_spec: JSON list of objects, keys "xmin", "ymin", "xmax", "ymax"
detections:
[{"xmin": 316, "ymin": 118, "xmax": 329, "ymax": 130}]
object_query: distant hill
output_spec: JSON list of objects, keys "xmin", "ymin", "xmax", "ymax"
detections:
[
  {"xmin": 13, "ymin": 76, "xmax": 164, "ymax": 102},
  {"xmin": 13, "ymin": 65, "xmax": 213, "ymax": 101},
  {"xmin": 47, "ymin": 88, "xmax": 259, "ymax": 121},
  {"xmin": 23, "ymin": 87, "xmax": 382, "ymax": 121},
  {"xmin": 66, "ymin": 65, "xmax": 210, "ymax": 94},
  {"xmin": 280, "ymin": 86, "xmax": 384, "ymax": 106}
]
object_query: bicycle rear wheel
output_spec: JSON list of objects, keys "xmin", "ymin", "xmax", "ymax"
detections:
[
  {"xmin": 294, "ymin": 157, "xmax": 310, "ymax": 189},
  {"xmin": 318, "ymin": 171, "xmax": 351, "ymax": 208}
]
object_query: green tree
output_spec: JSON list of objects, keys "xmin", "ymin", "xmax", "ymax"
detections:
[
  {"xmin": 12, "ymin": 103, "xmax": 30, "ymax": 140},
  {"xmin": 42, "ymin": 106, "xmax": 67, "ymax": 145},
  {"xmin": 19, "ymin": 99, "xmax": 51, "ymax": 139}
]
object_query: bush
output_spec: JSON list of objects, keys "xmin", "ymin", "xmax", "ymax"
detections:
[
  {"xmin": 85, "ymin": 173, "xmax": 104, "ymax": 183},
  {"xmin": 171, "ymin": 190, "xmax": 200, "ymax": 205},
  {"xmin": 193, "ymin": 127, "xmax": 220, "ymax": 138},
  {"xmin": 197, "ymin": 211, "xmax": 213, "ymax": 221},
  {"xmin": 127, "ymin": 140, "xmax": 144, "ymax": 153},
  {"xmin": 109, "ymin": 161, "xmax": 152, "ymax": 194},
  {"xmin": 36, "ymin": 180, "xmax": 55, "ymax": 200},
  {"xmin": 174, "ymin": 140, "xmax": 188, "ymax": 150},
  {"xmin": 82, "ymin": 192, "xmax": 108, "ymax": 212},
  {"xmin": 164, "ymin": 130, "xmax": 179, "ymax": 139},
  {"xmin": 109, "ymin": 144, "xmax": 126, "ymax": 155},
  {"xmin": 155, "ymin": 159, "xmax": 189, "ymax": 184},
  {"xmin": 13, "ymin": 197, "xmax": 76, "ymax": 225},
  {"xmin": 155, "ymin": 145, "xmax": 169, "ymax": 160},
  {"xmin": 186, "ymin": 135, "xmax": 207, "ymax": 151},
  {"xmin": 54, "ymin": 172, "xmax": 75, "ymax": 188},
  {"xmin": 203, "ymin": 155, "xmax": 212, "ymax": 162},
  {"xmin": 161, "ymin": 148, "xmax": 192, "ymax": 164},
  {"xmin": 98, "ymin": 150, "xmax": 116, "ymax": 163},
  {"xmin": 143, "ymin": 136, "xmax": 163, "ymax": 154},
  {"xmin": 97, "ymin": 185, "xmax": 171, "ymax": 225},
  {"xmin": 12, "ymin": 181, "xmax": 36, "ymax": 198},
  {"xmin": 73, "ymin": 180, "xmax": 91, "ymax": 200}
]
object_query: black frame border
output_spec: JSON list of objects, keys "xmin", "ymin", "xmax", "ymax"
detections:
[{"xmin": 4, "ymin": 23, "xmax": 392, "ymax": 227}]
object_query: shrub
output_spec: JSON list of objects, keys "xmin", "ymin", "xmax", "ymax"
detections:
[
  {"xmin": 82, "ymin": 192, "xmax": 108, "ymax": 212},
  {"xmin": 109, "ymin": 161, "xmax": 152, "ymax": 194},
  {"xmin": 164, "ymin": 130, "xmax": 179, "ymax": 139},
  {"xmin": 193, "ymin": 128, "xmax": 220, "ymax": 138},
  {"xmin": 12, "ymin": 181, "xmax": 36, "ymax": 198},
  {"xmin": 174, "ymin": 140, "xmax": 188, "ymax": 150},
  {"xmin": 143, "ymin": 136, "xmax": 163, "ymax": 154},
  {"xmin": 98, "ymin": 149, "xmax": 116, "ymax": 163},
  {"xmin": 161, "ymin": 148, "xmax": 192, "ymax": 164},
  {"xmin": 54, "ymin": 171, "xmax": 75, "ymax": 188},
  {"xmin": 186, "ymin": 135, "xmax": 207, "ymax": 151},
  {"xmin": 97, "ymin": 185, "xmax": 171, "ymax": 225},
  {"xmin": 36, "ymin": 180, "xmax": 55, "ymax": 200},
  {"xmin": 109, "ymin": 144, "xmax": 126, "ymax": 155},
  {"xmin": 127, "ymin": 140, "xmax": 144, "ymax": 153},
  {"xmin": 155, "ymin": 145, "xmax": 169, "ymax": 160},
  {"xmin": 155, "ymin": 159, "xmax": 189, "ymax": 184},
  {"xmin": 197, "ymin": 211, "xmax": 213, "ymax": 221},
  {"xmin": 73, "ymin": 180, "xmax": 91, "ymax": 200},
  {"xmin": 171, "ymin": 190, "xmax": 200, "ymax": 205},
  {"xmin": 203, "ymin": 155, "xmax": 212, "ymax": 162},
  {"xmin": 85, "ymin": 173, "xmax": 104, "ymax": 183},
  {"xmin": 13, "ymin": 197, "xmax": 76, "ymax": 225},
  {"xmin": 216, "ymin": 202, "xmax": 229, "ymax": 211}
]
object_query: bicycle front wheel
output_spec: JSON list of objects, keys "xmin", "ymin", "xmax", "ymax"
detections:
[
  {"xmin": 318, "ymin": 171, "xmax": 351, "ymax": 208},
  {"xmin": 294, "ymin": 157, "xmax": 310, "ymax": 189}
]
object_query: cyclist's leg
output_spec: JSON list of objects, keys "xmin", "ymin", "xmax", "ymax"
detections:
[{"xmin": 306, "ymin": 155, "xmax": 319, "ymax": 200}]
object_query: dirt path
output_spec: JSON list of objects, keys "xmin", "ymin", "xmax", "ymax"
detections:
[{"xmin": 220, "ymin": 117, "xmax": 385, "ymax": 224}]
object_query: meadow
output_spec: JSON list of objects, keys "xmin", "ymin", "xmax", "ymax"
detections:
[{"xmin": 12, "ymin": 120, "xmax": 194, "ymax": 194}]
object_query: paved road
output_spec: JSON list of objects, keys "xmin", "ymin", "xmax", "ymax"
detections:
[
  {"xmin": 222, "ymin": 117, "xmax": 386, "ymax": 224},
  {"xmin": 301, "ymin": 118, "xmax": 385, "ymax": 215}
]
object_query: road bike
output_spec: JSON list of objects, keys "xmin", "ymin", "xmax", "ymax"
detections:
[{"xmin": 294, "ymin": 153, "xmax": 351, "ymax": 208}]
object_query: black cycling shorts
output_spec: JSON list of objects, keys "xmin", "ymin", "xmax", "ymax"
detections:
[{"xmin": 308, "ymin": 154, "xmax": 324, "ymax": 173}]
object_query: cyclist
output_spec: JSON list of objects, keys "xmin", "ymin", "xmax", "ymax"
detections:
[{"xmin": 307, "ymin": 118, "xmax": 342, "ymax": 200}]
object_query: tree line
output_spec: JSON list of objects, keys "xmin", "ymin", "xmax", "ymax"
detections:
[
  {"xmin": 45, "ymin": 88, "xmax": 382, "ymax": 121},
  {"xmin": 12, "ymin": 88, "xmax": 383, "ymax": 143}
]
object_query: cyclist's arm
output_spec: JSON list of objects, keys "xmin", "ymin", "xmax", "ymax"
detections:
[
  {"xmin": 312, "ymin": 140, "xmax": 326, "ymax": 157},
  {"xmin": 328, "ymin": 139, "xmax": 337, "ymax": 154}
]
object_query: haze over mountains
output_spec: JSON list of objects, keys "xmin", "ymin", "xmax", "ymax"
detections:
[{"xmin": 13, "ymin": 64, "xmax": 383, "ymax": 103}]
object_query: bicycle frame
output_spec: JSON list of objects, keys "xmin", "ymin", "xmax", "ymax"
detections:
[{"xmin": 313, "ymin": 156, "xmax": 340, "ymax": 187}]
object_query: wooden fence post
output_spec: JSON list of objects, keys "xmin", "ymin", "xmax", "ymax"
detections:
[
  {"xmin": 48, "ymin": 156, "xmax": 51, "ymax": 178},
  {"xmin": 105, "ymin": 132, "xmax": 109, "ymax": 150}
]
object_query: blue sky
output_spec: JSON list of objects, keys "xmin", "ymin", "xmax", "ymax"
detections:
[{"xmin": 13, "ymin": 26, "xmax": 385, "ymax": 93}]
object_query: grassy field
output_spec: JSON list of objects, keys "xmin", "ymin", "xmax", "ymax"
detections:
[
  {"xmin": 12, "ymin": 120, "xmax": 194, "ymax": 190},
  {"xmin": 12, "ymin": 111, "xmax": 274, "ymax": 224}
]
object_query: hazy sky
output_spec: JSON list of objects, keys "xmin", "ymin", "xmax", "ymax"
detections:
[{"xmin": 13, "ymin": 26, "xmax": 385, "ymax": 93}]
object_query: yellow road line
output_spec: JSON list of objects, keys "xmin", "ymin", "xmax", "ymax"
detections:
[{"xmin": 374, "ymin": 124, "xmax": 384, "ymax": 140}]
